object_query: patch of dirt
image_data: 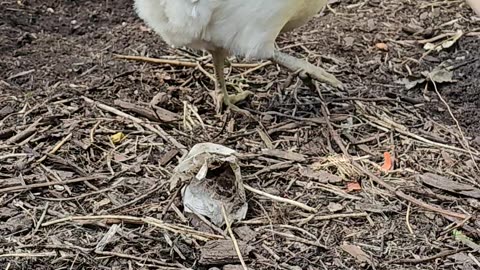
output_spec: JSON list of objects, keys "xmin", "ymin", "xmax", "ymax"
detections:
[
  {"xmin": 1, "ymin": 0, "xmax": 479, "ymax": 269},
  {"xmin": 431, "ymin": 37, "xmax": 480, "ymax": 137}
]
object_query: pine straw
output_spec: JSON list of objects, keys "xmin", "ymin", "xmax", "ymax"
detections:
[{"xmin": 1, "ymin": 0, "xmax": 480, "ymax": 269}]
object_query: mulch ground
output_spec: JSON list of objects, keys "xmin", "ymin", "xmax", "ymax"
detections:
[{"xmin": 1, "ymin": 0, "xmax": 480, "ymax": 269}]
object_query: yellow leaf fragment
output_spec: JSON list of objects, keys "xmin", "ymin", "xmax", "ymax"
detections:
[{"xmin": 111, "ymin": 132, "xmax": 126, "ymax": 144}]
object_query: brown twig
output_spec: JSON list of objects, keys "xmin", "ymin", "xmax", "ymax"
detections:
[
  {"xmin": 82, "ymin": 96, "xmax": 187, "ymax": 155},
  {"xmin": 222, "ymin": 205, "xmax": 248, "ymax": 270},
  {"xmin": 42, "ymin": 215, "xmax": 223, "ymax": 242},
  {"xmin": 430, "ymin": 78, "xmax": 479, "ymax": 172},
  {"xmin": 0, "ymin": 252, "xmax": 57, "ymax": 258},
  {"xmin": 95, "ymin": 250, "xmax": 184, "ymax": 268},
  {"xmin": 0, "ymin": 175, "xmax": 108, "ymax": 194},
  {"xmin": 313, "ymin": 83, "xmax": 470, "ymax": 220},
  {"xmin": 7, "ymin": 117, "xmax": 43, "ymax": 144},
  {"xmin": 291, "ymin": 212, "xmax": 369, "ymax": 225},
  {"xmin": 243, "ymin": 184, "xmax": 317, "ymax": 213},
  {"xmin": 114, "ymin": 54, "xmax": 269, "ymax": 69},
  {"xmin": 36, "ymin": 133, "xmax": 72, "ymax": 163},
  {"xmin": 387, "ymin": 248, "xmax": 468, "ymax": 264}
]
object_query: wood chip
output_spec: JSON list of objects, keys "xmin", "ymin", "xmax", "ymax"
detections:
[
  {"xmin": 261, "ymin": 149, "xmax": 306, "ymax": 162},
  {"xmin": 341, "ymin": 244, "xmax": 372, "ymax": 264},
  {"xmin": 421, "ymin": 173, "xmax": 480, "ymax": 199},
  {"xmin": 299, "ymin": 167, "xmax": 343, "ymax": 184},
  {"xmin": 199, "ymin": 240, "xmax": 252, "ymax": 265}
]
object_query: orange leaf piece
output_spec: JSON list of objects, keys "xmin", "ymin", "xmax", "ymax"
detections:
[
  {"xmin": 375, "ymin": 42, "xmax": 389, "ymax": 51},
  {"xmin": 381, "ymin": 152, "xmax": 393, "ymax": 172},
  {"xmin": 346, "ymin": 182, "xmax": 362, "ymax": 192}
]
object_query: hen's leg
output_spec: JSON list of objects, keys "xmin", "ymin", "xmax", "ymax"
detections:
[
  {"xmin": 272, "ymin": 50, "xmax": 343, "ymax": 89},
  {"xmin": 210, "ymin": 49, "xmax": 253, "ymax": 115}
]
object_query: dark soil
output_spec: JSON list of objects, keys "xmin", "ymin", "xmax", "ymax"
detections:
[{"xmin": 1, "ymin": 0, "xmax": 479, "ymax": 269}]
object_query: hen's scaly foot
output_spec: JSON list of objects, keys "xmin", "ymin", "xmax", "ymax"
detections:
[
  {"xmin": 210, "ymin": 48, "xmax": 255, "ymax": 118},
  {"xmin": 272, "ymin": 50, "xmax": 343, "ymax": 89},
  {"xmin": 216, "ymin": 90, "xmax": 254, "ymax": 118}
]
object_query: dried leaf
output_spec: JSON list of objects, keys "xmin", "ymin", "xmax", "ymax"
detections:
[
  {"xmin": 422, "ymin": 65, "xmax": 454, "ymax": 83},
  {"xmin": 257, "ymin": 128, "xmax": 274, "ymax": 149},
  {"xmin": 341, "ymin": 244, "xmax": 371, "ymax": 263},
  {"xmin": 299, "ymin": 167, "xmax": 343, "ymax": 184},
  {"xmin": 381, "ymin": 152, "xmax": 393, "ymax": 172},
  {"xmin": 396, "ymin": 78, "xmax": 426, "ymax": 90},
  {"xmin": 375, "ymin": 42, "xmax": 388, "ymax": 51},
  {"xmin": 111, "ymin": 132, "xmax": 126, "ymax": 144},
  {"xmin": 441, "ymin": 151, "xmax": 455, "ymax": 166},
  {"xmin": 327, "ymin": 202, "xmax": 344, "ymax": 213},
  {"xmin": 346, "ymin": 182, "xmax": 362, "ymax": 192}
]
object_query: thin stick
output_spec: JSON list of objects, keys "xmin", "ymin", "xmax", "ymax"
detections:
[
  {"xmin": 222, "ymin": 205, "xmax": 248, "ymax": 270},
  {"xmin": 0, "ymin": 175, "xmax": 107, "ymax": 194},
  {"xmin": 82, "ymin": 96, "xmax": 187, "ymax": 155},
  {"xmin": 7, "ymin": 117, "xmax": 43, "ymax": 144},
  {"xmin": 243, "ymin": 184, "xmax": 316, "ymax": 213},
  {"xmin": 329, "ymin": 100, "xmax": 469, "ymax": 220},
  {"xmin": 406, "ymin": 203, "xmax": 414, "ymax": 235},
  {"xmin": 387, "ymin": 248, "xmax": 468, "ymax": 264},
  {"xmin": 355, "ymin": 101, "xmax": 480, "ymax": 157},
  {"xmin": 114, "ymin": 54, "xmax": 269, "ymax": 69},
  {"xmin": 42, "ymin": 215, "xmax": 223, "ymax": 242},
  {"xmin": 108, "ymin": 184, "xmax": 164, "ymax": 212},
  {"xmin": 430, "ymin": 78, "xmax": 479, "ymax": 171},
  {"xmin": 417, "ymin": 33, "xmax": 456, "ymax": 44},
  {"xmin": 265, "ymin": 230, "xmax": 328, "ymax": 249},
  {"xmin": 291, "ymin": 212, "xmax": 369, "ymax": 225},
  {"xmin": 360, "ymin": 112, "xmax": 480, "ymax": 157},
  {"xmin": 37, "ymin": 133, "xmax": 73, "ymax": 163},
  {"xmin": 0, "ymin": 252, "xmax": 57, "ymax": 258},
  {"xmin": 32, "ymin": 202, "xmax": 49, "ymax": 236},
  {"xmin": 95, "ymin": 250, "xmax": 183, "ymax": 268},
  {"xmin": 0, "ymin": 153, "xmax": 28, "ymax": 160},
  {"xmin": 468, "ymin": 253, "xmax": 480, "ymax": 268},
  {"xmin": 196, "ymin": 62, "xmax": 216, "ymax": 82},
  {"xmin": 352, "ymin": 161, "xmax": 468, "ymax": 220},
  {"xmin": 441, "ymin": 216, "xmax": 472, "ymax": 236}
]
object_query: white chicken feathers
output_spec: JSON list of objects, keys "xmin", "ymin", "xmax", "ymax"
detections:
[{"xmin": 134, "ymin": 0, "xmax": 328, "ymax": 59}]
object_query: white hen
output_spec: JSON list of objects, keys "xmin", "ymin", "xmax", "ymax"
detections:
[
  {"xmin": 134, "ymin": 0, "xmax": 341, "ymax": 115},
  {"xmin": 466, "ymin": 0, "xmax": 480, "ymax": 15},
  {"xmin": 134, "ymin": 0, "xmax": 480, "ymax": 115}
]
